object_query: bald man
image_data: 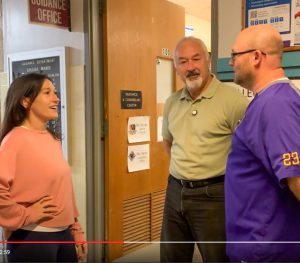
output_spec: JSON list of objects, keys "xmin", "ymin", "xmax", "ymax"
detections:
[{"xmin": 225, "ymin": 24, "xmax": 300, "ymax": 261}]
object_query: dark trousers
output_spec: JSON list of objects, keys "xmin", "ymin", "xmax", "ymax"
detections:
[
  {"xmin": 160, "ymin": 175, "xmax": 229, "ymax": 262},
  {"xmin": 7, "ymin": 228, "xmax": 78, "ymax": 262}
]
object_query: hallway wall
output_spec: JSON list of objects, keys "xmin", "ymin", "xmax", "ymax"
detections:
[
  {"xmin": 185, "ymin": 14, "xmax": 211, "ymax": 51},
  {"xmin": 218, "ymin": 0, "xmax": 242, "ymax": 58},
  {"xmin": 2, "ymin": 0, "xmax": 84, "ymax": 67}
]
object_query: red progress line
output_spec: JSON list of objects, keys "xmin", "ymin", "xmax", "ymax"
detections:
[{"xmin": 0, "ymin": 241, "xmax": 124, "ymax": 244}]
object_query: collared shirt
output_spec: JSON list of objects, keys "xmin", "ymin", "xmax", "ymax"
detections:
[
  {"xmin": 162, "ymin": 75, "xmax": 249, "ymax": 180},
  {"xmin": 225, "ymin": 80, "xmax": 300, "ymax": 262}
]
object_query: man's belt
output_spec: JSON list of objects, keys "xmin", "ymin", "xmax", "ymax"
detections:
[{"xmin": 172, "ymin": 174, "xmax": 225, "ymax": 189}]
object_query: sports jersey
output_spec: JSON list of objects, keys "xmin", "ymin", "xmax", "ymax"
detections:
[{"xmin": 225, "ymin": 80, "xmax": 300, "ymax": 262}]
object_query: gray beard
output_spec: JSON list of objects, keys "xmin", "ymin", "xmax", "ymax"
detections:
[{"xmin": 186, "ymin": 77, "xmax": 203, "ymax": 92}]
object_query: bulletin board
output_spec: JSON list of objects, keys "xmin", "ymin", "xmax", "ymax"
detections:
[
  {"xmin": 7, "ymin": 47, "xmax": 68, "ymax": 159},
  {"xmin": 242, "ymin": 0, "xmax": 300, "ymax": 50}
]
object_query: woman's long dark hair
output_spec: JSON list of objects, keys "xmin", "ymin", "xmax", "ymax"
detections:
[{"xmin": 0, "ymin": 73, "xmax": 61, "ymax": 143}]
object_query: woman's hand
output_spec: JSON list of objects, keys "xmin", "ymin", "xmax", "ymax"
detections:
[
  {"xmin": 76, "ymin": 243, "xmax": 88, "ymax": 262},
  {"xmin": 27, "ymin": 195, "xmax": 58, "ymax": 223}
]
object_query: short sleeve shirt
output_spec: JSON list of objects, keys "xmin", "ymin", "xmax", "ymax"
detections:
[
  {"xmin": 162, "ymin": 75, "xmax": 249, "ymax": 180},
  {"xmin": 225, "ymin": 80, "xmax": 300, "ymax": 262}
]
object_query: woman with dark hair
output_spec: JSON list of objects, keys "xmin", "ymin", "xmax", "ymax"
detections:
[{"xmin": 0, "ymin": 73, "xmax": 87, "ymax": 262}]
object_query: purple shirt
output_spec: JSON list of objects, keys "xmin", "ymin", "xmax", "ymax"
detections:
[{"xmin": 225, "ymin": 80, "xmax": 300, "ymax": 262}]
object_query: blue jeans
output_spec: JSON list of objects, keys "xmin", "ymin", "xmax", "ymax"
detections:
[{"xmin": 160, "ymin": 175, "xmax": 228, "ymax": 262}]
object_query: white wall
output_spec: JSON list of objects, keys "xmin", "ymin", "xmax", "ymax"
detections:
[
  {"xmin": 218, "ymin": 0, "xmax": 242, "ymax": 58},
  {"xmin": 1, "ymin": 0, "xmax": 87, "ymax": 235},
  {"xmin": 3, "ymin": 0, "xmax": 84, "ymax": 67},
  {"xmin": 185, "ymin": 14, "xmax": 211, "ymax": 51}
]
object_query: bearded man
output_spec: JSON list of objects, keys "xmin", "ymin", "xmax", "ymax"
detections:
[{"xmin": 160, "ymin": 36, "xmax": 249, "ymax": 262}]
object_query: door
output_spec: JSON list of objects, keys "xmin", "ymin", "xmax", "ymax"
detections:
[{"xmin": 103, "ymin": 0, "xmax": 184, "ymax": 260}]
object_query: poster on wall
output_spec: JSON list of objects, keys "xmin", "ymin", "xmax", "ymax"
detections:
[
  {"xmin": 244, "ymin": 0, "xmax": 292, "ymax": 46},
  {"xmin": 7, "ymin": 47, "xmax": 68, "ymax": 159},
  {"xmin": 292, "ymin": 0, "xmax": 300, "ymax": 44}
]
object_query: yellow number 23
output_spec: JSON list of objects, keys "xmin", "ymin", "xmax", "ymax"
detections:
[{"xmin": 283, "ymin": 152, "xmax": 300, "ymax": 167}]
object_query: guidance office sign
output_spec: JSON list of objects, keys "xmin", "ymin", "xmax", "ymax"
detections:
[{"xmin": 28, "ymin": 0, "xmax": 71, "ymax": 30}]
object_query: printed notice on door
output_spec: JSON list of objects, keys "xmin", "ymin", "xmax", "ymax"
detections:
[
  {"xmin": 128, "ymin": 144, "xmax": 150, "ymax": 172},
  {"xmin": 127, "ymin": 116, "xmax": 150, "ymax": 143}
]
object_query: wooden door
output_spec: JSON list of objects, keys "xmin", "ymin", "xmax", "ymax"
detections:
[{"xmin": 103, "ymin": 0, "xmax": 184, "ymax": 260}]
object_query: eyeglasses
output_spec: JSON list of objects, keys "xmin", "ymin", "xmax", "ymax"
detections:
[{"xmin": 230, "ymin": 49, "xmax": 266, "ymax": 61}]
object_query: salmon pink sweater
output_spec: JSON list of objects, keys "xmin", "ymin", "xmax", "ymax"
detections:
[{"xmin": 0, "ymin": 127, "xmax": 84, "ymax": 241}]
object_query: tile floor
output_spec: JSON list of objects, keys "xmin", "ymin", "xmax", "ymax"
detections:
[{"xmin": 114, "ymin": 243, "xmax": 202, "ymax": 263}]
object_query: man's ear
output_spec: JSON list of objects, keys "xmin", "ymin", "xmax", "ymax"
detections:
[
  {"xmin": 253, "ymin": 50, "xmax": 263, "ymax": 66},
  {"xmin": 20, "ymin": 97, "xmax": 30, "ymax": 109}
]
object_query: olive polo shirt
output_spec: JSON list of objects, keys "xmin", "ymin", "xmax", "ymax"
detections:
[{"xmin": 162, "ymin": 76, "xmax": 249, "ymax": 180}]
